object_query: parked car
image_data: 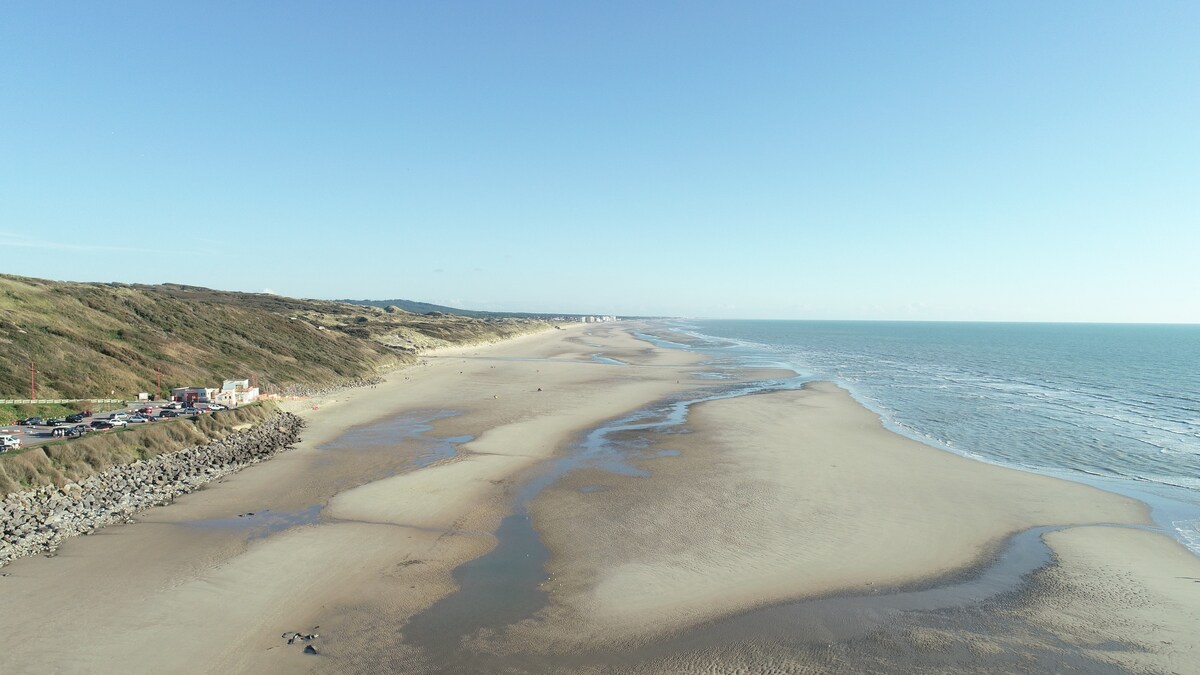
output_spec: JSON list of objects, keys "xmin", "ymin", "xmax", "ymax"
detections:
[
  {"xmin": 207, "ymin": 404, "xmax": 227, "ymax": 411},
  {"xmin": 127, "ymin": 415, "xmax": 151, "ymax": 424},
  {"xmin": 107, "ymin": 418, "xmax": 128, "ymax": 428},
  {"xmin": 158, "ymin": 410, "xmax": 179, "ymax": 419},
  {"xmin": 46, "ymin": 417, "xmax": 67, "ymax": 426},
  {"xmin": 110, "ymin": 412, "xmax": 129, "ymax": 421},
  {"xmin": 0, "ymin": 434, "xmax": 21, "ymax": 451},
  {"xmin": 65, "ymin": 413, "xmax": 87, "ymax": 423},
  {"xmin": 70, "ymin": 424, "xmax": 91, "ymax": 436},
  {"xmin": 51, "ymin": 426, "xmax": 73, "ymax": 438},
  {"xmin": 17, "ymin": 417, "xmax": 44, "ymax": 426},
  {"xmin": 90, "ymin": 420, "xmax": 114, "ymax": 430}
]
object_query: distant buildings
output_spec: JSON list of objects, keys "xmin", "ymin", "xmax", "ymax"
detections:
[
  {"xmin": 547, "ymin": 315, "xmax": 618, "ymax": 323},
  {"xmin": 171, "ymin": 378, "xmax": 259, "ymax": 407}
]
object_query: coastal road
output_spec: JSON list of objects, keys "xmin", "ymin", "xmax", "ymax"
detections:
[{"xmin": 1, "ymin": 403, "xmax": 216, "ymax": 452}]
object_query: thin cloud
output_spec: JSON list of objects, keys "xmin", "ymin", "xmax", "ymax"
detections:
[{"xmin": 0, "ymin": 231, "xmax": 214, "ymax": 256}]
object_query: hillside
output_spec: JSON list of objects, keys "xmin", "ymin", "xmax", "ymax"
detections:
[
  {"xmin": 340, "ymin": 297, "xmax": 607, "ymax": 321},
  {"xmin": 339, "ymin": 297, "xmax": 496, "ymax": 318},
  {"xmin": 0, "ymin": 275, "xmax": 549, "ymax": 402},
  {"xmin": 0, "ymin": 403, "xmax": 277, "ymax": 495}
]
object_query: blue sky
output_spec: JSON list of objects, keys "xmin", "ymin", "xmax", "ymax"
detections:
[{"xmin": 2, "ymin": 2, "xmax": 1197, "ymax": 321}]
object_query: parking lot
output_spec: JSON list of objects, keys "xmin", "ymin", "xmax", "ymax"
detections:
[{"xmin": 0, "ymin": 402, "xmax": 224, "ymax": 452}]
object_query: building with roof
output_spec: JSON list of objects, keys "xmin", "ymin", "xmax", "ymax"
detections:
[
  {"xmin": 217, "ymin": 378, "xmax": 260, "ymax": 406},
  {"xmin": 171, "ymin": 386, "xmax": 218, "ymax": 404}
]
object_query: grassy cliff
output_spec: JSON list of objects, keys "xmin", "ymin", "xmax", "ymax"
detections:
[
  {"xmin": 0, "ymin": 274, "xmax": 549, "ymax": 402},
  {"xmin": 0, "ymin": 404, "xmax": 276, "ymax": 495}
]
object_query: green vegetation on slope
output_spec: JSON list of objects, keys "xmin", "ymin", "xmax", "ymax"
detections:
[
  {"xmin": 339, "ymin": 297, "xmax": 496, "ymax": 318},
  {"xmin": 0, "ymin": 274, "xmax": 549, "ymax": 401},
  {"xmin": 0, "ymin": 402, "xmax": 123, "ymax": 426},
  {"xmin": 0, "ymin": 404, "xmax": 276, "ymax": 494},
  {"xmin": 340, "ymin": 297, "xmax": 592, "ymax": 320}
]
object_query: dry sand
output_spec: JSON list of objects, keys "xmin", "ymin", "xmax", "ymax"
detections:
[
  {"xmin": 1, "ymin": 325, "xmax": 1197, "ymax": 674},
  {"xmin": 1022, "ymin": 526, "xmax": 1200, "ymax": 673},
  {"xmin": 0, "ymin": 323, "xmax": 711, "ymax": 673}
]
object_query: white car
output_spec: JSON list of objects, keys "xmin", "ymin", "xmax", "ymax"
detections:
[
  {"xmin": 108, "ymin": 418, "xmax": 128, "ymax": 428},
  {"xmin": 0, "ymin": 434, "xmax": 21, "ymax": 451}
]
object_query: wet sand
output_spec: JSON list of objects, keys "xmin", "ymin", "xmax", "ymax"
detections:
[
  {"xmin": 1, "ymin": 324, "xmax": 1197, "ymax": 673},
  {"xmin": 531, "ymin": 384, "xmax": 1149, "ymax": 639},
  {"xmin": 509, "ymin": 383, "xmax": 1200, "ymax": 672},
  {"xmin": 0, "ymin": 323, "xmax": 713, "ymax": 672}
]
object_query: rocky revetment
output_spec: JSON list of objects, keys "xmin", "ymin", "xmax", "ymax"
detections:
[{"xmin": 0, "ymin": 412, "xmax": 304, "ymax": 566}]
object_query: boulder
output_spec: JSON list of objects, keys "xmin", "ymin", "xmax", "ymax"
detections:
[{"xmin": 0, "ymin": 413, "xmax": 305, "ymax": 566}]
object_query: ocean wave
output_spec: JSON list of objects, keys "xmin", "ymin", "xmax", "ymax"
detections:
[
  {"xmin": 673, "ymin": 319, "xmax": 1200, "ymax": 557},
  {"xmin": 1173, "ymin": 519, "xmax": 1200, "ymax": 556}
]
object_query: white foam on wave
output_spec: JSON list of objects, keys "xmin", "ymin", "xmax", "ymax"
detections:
[
  {"xmin": 666, "ymin": 320, "xmax": 1200, "ymax": 559},
  {"xmin": 1134, "ymin": 472, "xmax": 1200, "ymax": 491},
  {"xmin": 1173, "ymin": 519, "xmax": 1200, "ymax": 556}
]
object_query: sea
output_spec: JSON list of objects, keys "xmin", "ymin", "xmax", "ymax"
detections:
[{"xmin": 648, "ymin": 320, "xmax": 1200, "ymax": 555}]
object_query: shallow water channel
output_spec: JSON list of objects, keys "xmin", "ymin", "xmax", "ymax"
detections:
[
  {"xmin": 397, "ymin": 374, "xmax": 1117, "ymax": 671},
  {"xmin": 183, "ymin": 410, "xmax": 471, "ymax": 540}
]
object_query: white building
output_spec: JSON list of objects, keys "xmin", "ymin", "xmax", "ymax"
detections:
[
  {"xmin": 218, "ymin": 378, "xmax": 260, "ymax": 406},
  {"xmin": 171, "ymin": 386, "xmax": 219, "ymax": 404}
]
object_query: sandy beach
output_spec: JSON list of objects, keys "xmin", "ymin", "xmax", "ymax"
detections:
[
  {"xmin": 0, "ymin": 323, "xmax": 710, "ymax": 672},
  {"xmin": 0, "ymin": 323, "xmax": 1197, "ymax": 673}
]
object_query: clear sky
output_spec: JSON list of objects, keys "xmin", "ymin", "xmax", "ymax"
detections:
[{"xmin": 2, "ymin": 2, "xmax": 1197, "ymax": 321}]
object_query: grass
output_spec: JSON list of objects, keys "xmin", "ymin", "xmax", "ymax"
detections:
[
  {"xmin": 0, "ymin": 402, "xmax": 124, "ymax": 426},
  {"xmin": 0, "ymin": 404, "xmax": 276, "ymax": 495},
  {"xmin": 0, "ymin": 273, "xmax": 551, "ymax": 497},
  {"xmin": 0, "ymin": 274, "xmax": 549, "ymax": 400}
]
